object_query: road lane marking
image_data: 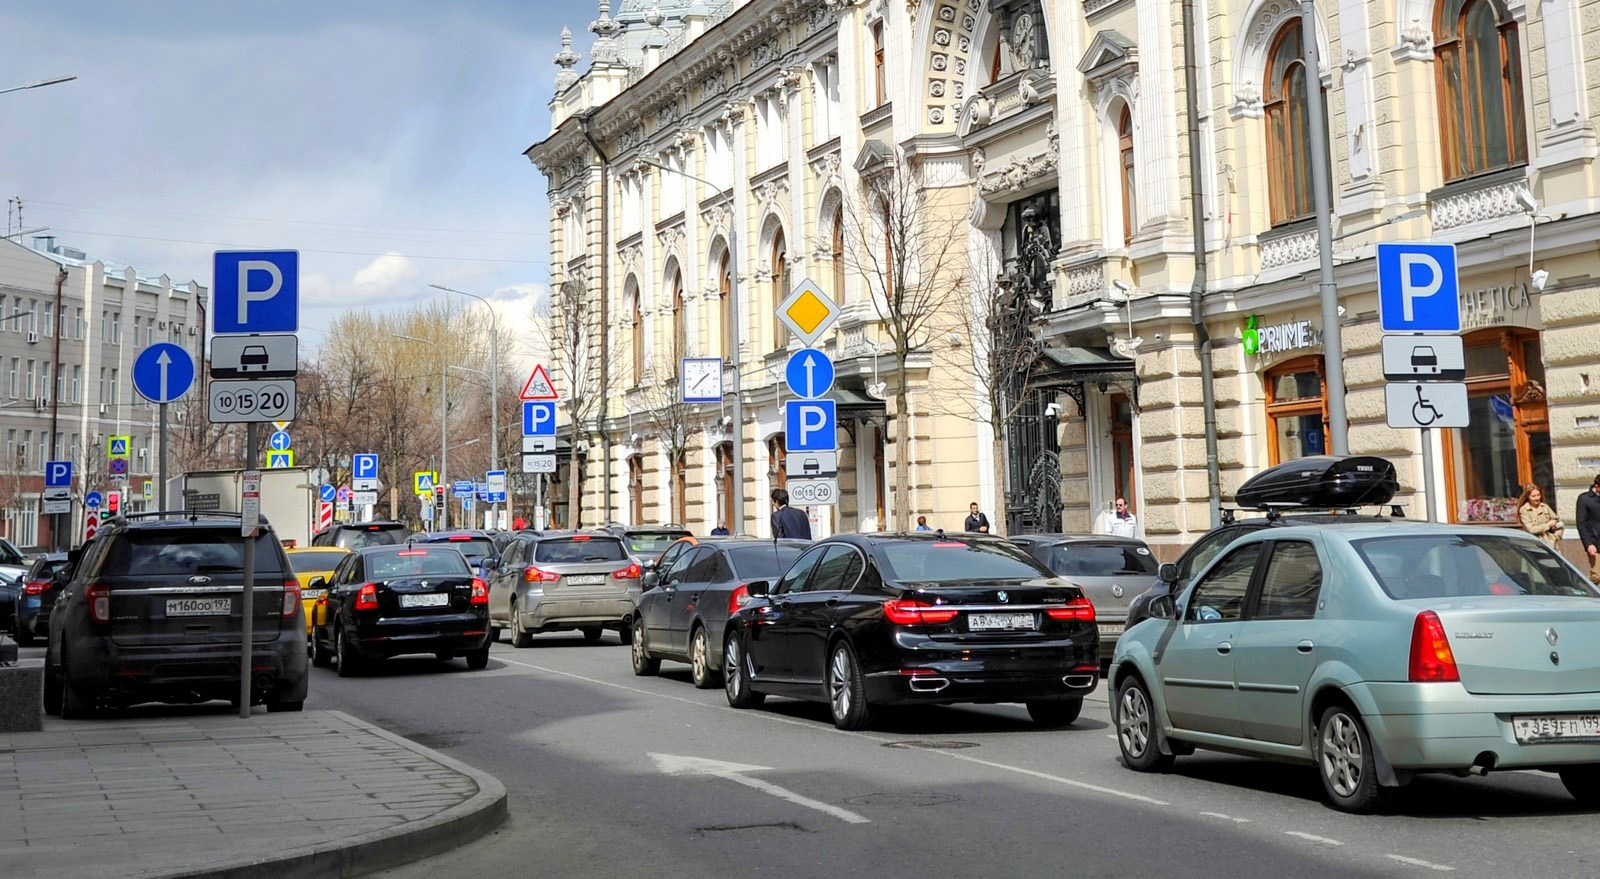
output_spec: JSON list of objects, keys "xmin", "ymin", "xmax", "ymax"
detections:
[
  {"xmin": 651, "ymin": 753, "xmax": 871, "ymax": 825},
  {"xmin": 1284, "ymin": 831, "xmax": 1343, "ymax": 846},
  {"xmin": 492, "ymin": 654, "xmax": 1171, "ymax": 806},
  {"xmin": 1200, "ymin": 811, "xmax": 1250, "ymax": 823},
  {"xmin": 1384, "ymin": 854, "xmax": 1455, "ymax": 872}
]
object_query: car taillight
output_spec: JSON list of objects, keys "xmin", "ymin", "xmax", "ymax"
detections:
[
  {"xmin": 728, "ymin": 584, "xmax": 750, "ymax": 615},
  {"xmin": 613, "ymin": 563, "xmax": 641, "ymax": 580},
  {"xmin": 883, "ymin": 599, "xmax": 959, "ymax": 625},
  {"xmin": 355, "ymin": 583, "xmax": 379, "ymax": 611},
  {"xmin": 281, "ymin": 579, "xmax": 301, "ymax": 618},
  {"xmin": 1045, "ymin": 596, "xmax": 1096, "ymax": 623},
  {"xmin": 524, "ymin": 566, "xmax": 559, "ymax": 582},
  {"xmin": 470, "ymin": 577, "xmax": 489, "ymax": 605},
  {"xmin": 1409, "ymin": 610, "xmax": 1459, "ymax": 682},
  {"xmin": 23, "ymin": 579, "xmax": 49, "ymax": 595},
  {"xmin": 86, "ymin": 582, "xmax": 110, "ymax": 623}
]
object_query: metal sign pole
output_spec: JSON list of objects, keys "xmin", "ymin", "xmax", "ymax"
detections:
[
  {"xmin": 1420, "ymin": 427, "xmax": 1437, "ymax": 523},
  {"xmin": 158, "ymin": 402, "xmax": 168, "ymax": 513},
  {"xmin": 239, "ymin": 421, "xmax": 258, "ymax": 719}
]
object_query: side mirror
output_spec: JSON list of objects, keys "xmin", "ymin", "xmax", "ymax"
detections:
[
  {"xmin": 481, "ymin": 557, "xmax": 498, "ymax": 572},
  {"xmin": 307, "ymin": 576, "xmax": 327, "ymax": 591},
  {"xmin": 643, "ymin": 570, "xmax": 659, "ymax": 589},
  {"xmin": 746, "ymin": 579, "xmax": 770, "ymax": 597},
  {"xmin": 1148, "ymin": 594, "xmax": 1176, "ymax": 620},
  {"xmin": 1158, "ymin": 563, "xmax": 1179, "ymax": 584}
]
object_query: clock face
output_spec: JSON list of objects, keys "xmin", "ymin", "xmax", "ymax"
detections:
[{"xmin": 681, "ymin": 359, "xmax": 723, "ymax": 400}]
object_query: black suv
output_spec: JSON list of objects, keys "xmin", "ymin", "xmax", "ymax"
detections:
[
  {"xmin": 44, "ymin": 513, "xmax": 308, "ymax": 717},
  {"xmin": 1124, "ymin": 455, "xmax": 1404, "ymax": 630},
  {"xmin": 312, "ymin": 520, "xmax": 411, "ymax": 550}
]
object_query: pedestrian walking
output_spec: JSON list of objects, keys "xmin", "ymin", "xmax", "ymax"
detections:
[
  {"xmin": 1578, "ymin": 474, "xmax": 1600, "ymax": 585},
  {"xmin": 770, "ymin": 488, "xmax": 812, "ymax": 540},
  {"xmin": 512, "ymin": 516, "xmax": 527, "ymax": 530},
  {"xmin": 915, "ymin": 515, "xmax": 931, "ymax": 531},
  {"xmin": 963, "ymin": 502, "xmax": 990, "ymax": 533},
  {"xmin": 1104, "ymin": 497, "xmax": 1138, "ymax": 539},
  {"xmin": 1516, "ymin": 483, "xmax": 1564, "ymax": 549}
]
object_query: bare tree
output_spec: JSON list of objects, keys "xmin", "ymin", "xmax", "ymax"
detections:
[
  {"xmin": 836, "ymin": 149, "xmax": 968, "ymax": 529},
  {"xmin": 538, "ymin": 272, "xmax": 607, "ymax": 528},
  {"xmin": 635, "ymin": 358, "xmax": 700, "ymax": 523}
]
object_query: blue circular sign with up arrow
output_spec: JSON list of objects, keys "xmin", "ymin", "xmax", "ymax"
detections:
[
  {"xmin": 269, "ymin": 431, "xmax": 292, "ymax": 451},
  {"xmin": 131, "ymin": 343, "xmax": 196, "ymax": 404},
  {"xmin": 784, "ymin": 348, "xmax": 835, "ymax": 399}
]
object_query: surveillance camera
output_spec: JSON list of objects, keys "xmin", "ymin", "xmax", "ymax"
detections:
[
  {"xmin": 1516, "ymin": 190, "xmax": 1539, "ymax": 213},
  {"xmin": 1043, "ymin": 403, "xmax": 1060, "ymax": 417},
  {"xmin": 1531, "ymin": 268, "xmax": 1550, "ymax": 292}
]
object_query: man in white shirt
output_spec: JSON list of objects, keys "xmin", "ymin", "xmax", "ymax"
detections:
[{"xmin": 1106, "ymin": 497, "xmax": 1138, "ymax": 538}]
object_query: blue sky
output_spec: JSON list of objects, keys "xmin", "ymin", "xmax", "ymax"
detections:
[{"xmin": 0, "ymin": 0, "xmax": 607, "ymax": 358}]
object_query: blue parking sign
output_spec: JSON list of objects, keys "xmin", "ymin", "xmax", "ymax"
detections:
[
  {"xmin": 213, "ymin": 250, "xmax": 299, "ymax": 334},
  {"xmin": 523, "ymin": 401, "xmax": 556, "ymax": 436},
  {"xmin": 785, "ymin": 400, "xmax": 837, "ymax": 452},
  {"xmin": 45, "ymin": 460, "xmax": 72, "ymax": 487},
  {"xmin": 1377, "ymin": 242, "xmax": 1460, "ymax": 333}
]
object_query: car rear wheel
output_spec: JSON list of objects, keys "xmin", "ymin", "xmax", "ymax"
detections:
[
  {"xmin": 1115, "ymin": 676, "xmax": 1173, "ymax": 772},
  {"xmin": 723, "ymin": 633, "xmax": 764, "ymax": 709},
  {"xmin": 334, "ymin": 625, "xmax": 363, "ymax": 678},
  {"xmin": 827, "ymin": 642, "xmax": 871, "ymax": 731},
  {"xmin": 55, "ymin": 645, "xmax": 93, "ymax": 719},
  {"xmin": 42, "ymin": 651, "xmax": 62, "ymax": 717},
  {"xmin": 1558, "ymin": 766, "xmax": 1600, "ymax": 805},
  {"xmin": 631, "ymin": 617, "xmax": 659, "ymax": 676},
  {"xmin": 511, "ymin": 599, "xmax": 533, "ymax": 648},
  {"xmin": 1315, "ymin": 705, "xmax": 1392, "ymax": 813},
  {"xmin": 464, "ymin": 645, "xmax": 491, "ymax": 670},
  {"xmin": 311, "ymin": 632, "xmax": 333, "ymax": 668},
  {"xmin": 1026, "ymin": 698, "xmax": 1082, "ymax": 728},
  {"xmin": 582, "ymin": 626, "xmax": 604, "ymax": 642},
  {"xmin": 689, "ymin": 626, "xmax": 718, "ymax": 689}
]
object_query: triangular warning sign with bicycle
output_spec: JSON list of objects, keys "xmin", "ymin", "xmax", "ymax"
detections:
[{"xmin": 519, "ymin": 364, "xmax": 559, "ymax": 401}]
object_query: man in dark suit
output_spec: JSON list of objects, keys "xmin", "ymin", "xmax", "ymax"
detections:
[
  {"xmin": 1578, "ymin": 473, "xmax": 1600, "ymax": 585},
  {"xmin": 964, "ymin": 502, "xmax": 990, "ymax": 534},
  {"xmin": 770, "ymin": 488, "xmax": 812, "ymax": 540}
]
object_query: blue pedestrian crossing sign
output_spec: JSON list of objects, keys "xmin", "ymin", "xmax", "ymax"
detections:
[
  {"xmin": 267, "ymin": 450, "xmax": 294, "ymax": 469},
  {"xmin": 131, "ymin": 342, "xmax": 196, "ymax": 404},
  {"xmin": 269, "ymin": 431, "xmax": 292, "ymax": 451},
  {"xmin": 785, "ymin": 400, "xmax": 837, "ymax": 452},
  {"xmin": 1377, "ymin": 242, "xmax": 1460, "ymax": 333},
  {"xmin": 784, "ymin": 348, "xmax": 835, "ymax": 399},
  {"xmin": 107, "ymin": 436, "xmax": 129, "ymax": 457},
  {"xmin": 523, "ymin": 401, "xmax": 557, "ymax": 436}
]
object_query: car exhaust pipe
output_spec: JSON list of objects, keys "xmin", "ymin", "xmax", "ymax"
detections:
[
  {"xmin": 1062, "ymin": 674, "xmax": 1097, "ymax": 688},
  {"xmin": 1468, "ymin": 752, "xmax": 1497, "ymax": 776},
  {"xmin": 908, "ymin": 675, "xmax": 950, "ymax": 693},
  {"xmin": 252, "ymin": 673, "xmax": 275, "ymax": 694}
]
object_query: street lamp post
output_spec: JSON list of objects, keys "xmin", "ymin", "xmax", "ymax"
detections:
[
  {"xmin": 430, "ymin": 284, "xmax": 503, "ymax": 526},
  {"xmin": 0, "ymin": 75, "xmax": 75, "ymax": 96},
  {"xmin": 639, "ymin": 157, "xmax": 746, "ymax": 536},
  {"xmin": 446, "ymin": 437, "xmax": 482, "ymax": 527},
  {"xmin": 394, "ymin": 331, "xmax": 449, "ymax": 529}
]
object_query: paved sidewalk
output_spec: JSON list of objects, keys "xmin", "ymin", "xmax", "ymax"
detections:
[{"xmin": 0, "ymin": 709, "xmax": 506, "ymax": 879}]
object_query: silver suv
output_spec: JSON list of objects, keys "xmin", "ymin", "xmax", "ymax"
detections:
[{"xmin": 485, "ymin": 532, "xmax": 642, "ymax": 646}]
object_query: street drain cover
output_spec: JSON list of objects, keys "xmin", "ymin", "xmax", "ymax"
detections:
[
  {"xmin": 843, "ymin": 792, "xmax": 961, "ymax": 807},
  {"xmin": 882, "ymin": 740, "xmax": 979, "ymax": 750}
]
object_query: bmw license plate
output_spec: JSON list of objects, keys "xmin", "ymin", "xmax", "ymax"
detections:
[
  {"xmin": 567, "ymin": 574, "xmax": 606, "ymax": 585},
  {"xmin": 399, "ymin": 593, "xmax": 450, "ymax": 608},
  {"xmin": 1513, "ymin": 715, "xmax": 1600, "ymax": 743},
  {"xmin": 167, "ymin": 597, "xmax": 232, "ymax": 616},
  {"xmin": 969, "ymin": 612, "xmax": 1035, "ymax": 631}
]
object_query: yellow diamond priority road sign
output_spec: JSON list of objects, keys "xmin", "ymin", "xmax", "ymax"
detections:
[{"xmin": 776, "ymin": 278, "xmax": 839, "ymax": 348}]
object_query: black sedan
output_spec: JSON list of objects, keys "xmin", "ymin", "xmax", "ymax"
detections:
[
  {"xmin": 309, "ymin": 543, "xmax": 492, "ymax": 675},
  {"xmin": 722, "ymin": 533, "xmax": 1100, "ymax": 730},
  {"xmin": 415, "ymin": 530, "xmax": 499, "ymax": 576},
  {"xmin": 632, "ymin": 538, "xmax": 809, "ymax": 688}
]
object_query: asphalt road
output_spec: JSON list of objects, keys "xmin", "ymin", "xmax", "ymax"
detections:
[{"xmin": 18, "ymin": 637, "xmax": 1600, "ymax": 877}]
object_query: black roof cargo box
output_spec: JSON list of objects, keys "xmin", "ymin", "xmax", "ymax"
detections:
[{"xmin": 1234, "ymin": 456, "xmax": 1399, "ymax": 511}]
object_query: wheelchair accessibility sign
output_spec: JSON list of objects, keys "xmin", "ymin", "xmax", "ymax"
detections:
[{"xmin": 1384, "ymin": 382, "xmax": 1469, "ymax": 429}]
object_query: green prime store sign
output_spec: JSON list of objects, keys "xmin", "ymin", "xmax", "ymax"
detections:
[{"xmin": 1242, "ymin": 314, "xmax": 1322, "ymax": 357}]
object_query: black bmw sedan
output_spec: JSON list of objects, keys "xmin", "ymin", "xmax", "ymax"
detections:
[
  {"xmin": 722, "ymin": 532, "xmax": 1099, "ymax": 730},
  {"xmin": 309, "ymin": 543, "xmax": 492, "ymax": 675}
]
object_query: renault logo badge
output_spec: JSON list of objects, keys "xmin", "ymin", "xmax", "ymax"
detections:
[
  {"xmin": 997, "ymin": 591, "xmax": 1009, "ymax": 603},
  {"xmin": 1111, "ymin": 584, "xmax": 1125, "ymax": 599},
  {"xmin": 1547, "ymin": 627, "xmax": 1559, "ymax": 646}
]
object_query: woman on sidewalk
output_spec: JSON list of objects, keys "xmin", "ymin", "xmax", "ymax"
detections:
[{"xmin": 1517, "ymin": 484, "xmax": 1564, "ymax": 549}]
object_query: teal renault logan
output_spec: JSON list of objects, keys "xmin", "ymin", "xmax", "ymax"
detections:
[{"xmin": 1111, "ymin": 523, "xmax": 1600, "ymax": 813}]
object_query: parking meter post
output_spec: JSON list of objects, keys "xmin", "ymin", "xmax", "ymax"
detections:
[
  {"xmin": 239, "ymin": 421, "xmax": 258, "ymax": 719},
  {"xmin": 1420, "ymin": 427, "xmax": 1437, "ymax": 523}
]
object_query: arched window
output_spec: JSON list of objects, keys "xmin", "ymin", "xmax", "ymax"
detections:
[
  {"xmin": 670, "ymin": 270, "xmax": 685, "ymax": 375},
  {"xmin": 1264, "ymin": 20, "xmax": 1318, "ymax": 225},
  {"xmin": 715, "ymin": 441, "xmax": 736, "ymax": 531},
  {"xmin": 770, "ymin": 229, "xmax": 789, "ymax": 350},
  {"xmin": 830, "ymin": 205, "xmax": 845, "ymax": 305},
  {"xmin": 1435, "ymin": 0, "xmax": 1527, "ymax": 181},
  {"xmin": 630, "ymin": 289, "xmax": 644, "ymax": 387},
  {"xmin": 718, "ymin": 250, "xmax": 733, "ymax": 361},
  {"xmin": 1118, "ymin": 105, "xmax": 1137, "ymax": 244}
]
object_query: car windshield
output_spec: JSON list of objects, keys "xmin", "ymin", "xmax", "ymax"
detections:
[
  {"xmin": 27, "ymin": 559, "xmax": 67, "ymax": 579},
  {"xmin": 0, "ymin": 539, "xmax": 22, "ymax": 565},
  {"xmin": 426, "ymin": 537, "xmax": 496, "ymax": 560},
  {"xmin": 366, "ymin": 549, "xmax": 471, "ymax": 579},
  {"xmin": 729, "ymin": 545, "xmax": 808, "ymax": 579},
  {"xmin": 339, "ymin": 526, "xmax": 405, "ymax": 549},
  {"xmin": 101, "ymin": 531, "xmax": 286, "ymax": 577},
  {"xmin": 287, "ymin": 550, "xmax": 348, "ymax": 573},
  {"xmin": 1354, "ymin": 534, "xmax": 1599, "ymax": 600},
  {"xmin": 875, "ymin": 540, "xmax": 1051, "ymax": 585},
  {"xmin": 535, "ymin": 537, "xmax": 628, "ymax": 563},
  {"xmin": 1048, "ymin": 542, "xmax": 1158, "ymax": 577},
  {"xmin": 625, "ymin": 532, "xmax": 689, "ymax": 554}
]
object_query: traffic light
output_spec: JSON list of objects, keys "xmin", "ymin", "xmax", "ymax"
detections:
[{"xmin": 107, "ymin": 490, "xmax": 121, "ymax": 515}]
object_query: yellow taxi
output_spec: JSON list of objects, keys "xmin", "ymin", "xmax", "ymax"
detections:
[{"xmin": 285, "ymin": 547, "xmax": 350, "ymax": 633}]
